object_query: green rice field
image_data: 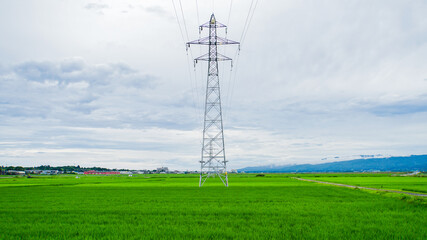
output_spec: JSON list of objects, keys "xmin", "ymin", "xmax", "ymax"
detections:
[
  {"xmin": 0, "ymin": 174, "xmax": 426, "ymax": 239},
  {"xmin": 301, "ymin": 173, "xmax": 427, "ymax": 193}
]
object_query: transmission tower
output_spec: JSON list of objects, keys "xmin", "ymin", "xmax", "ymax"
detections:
[{"xmin": 187, "ymin": 14, "xmax": 239, "ymax": 187}]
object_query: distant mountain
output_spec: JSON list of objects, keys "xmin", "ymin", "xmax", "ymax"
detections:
[{"xmin": 238, "ymin": 155, "xmax": 427, "ymax": 173}]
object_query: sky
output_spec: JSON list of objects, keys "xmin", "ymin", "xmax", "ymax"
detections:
[{"xmin": 0, "ymin": 0, "xmax": 426, "ymax": 170}]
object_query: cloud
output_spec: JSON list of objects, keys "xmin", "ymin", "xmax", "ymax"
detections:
[
  {"xmin": 369, "ymin": 98, "xmax": 427, "ymax": 116},
  {"xmin": 13, "ymin": 58, "xmax": 148, "ymax": 85},
  {"xmin": 14, "ymin": 61, "xmax": 57, "ymax": 82},
  {"xmin": 84, "ymin": 3, "xmax": 108, "ymax": 10},
  {"xmin": 0, "ymin": 58, "xmax": 205, "ymax": 169},
  {"xmin": 60, "ymin": 58, "xmax": 85, "ymax": 73},
  {"xmin": 1, "ymin": 0, "xmax": 427, "ymax": 170},
  {"xmin": 1, "ymin": 58, "xmax": 157, "ymax": 122},
  {"xmin": 84, "ymin": 3, "xmax": 109, "ymax": 14},
  {"xmin": 144, "ymin": 6, "xmax": 167, "ymax": 16}
]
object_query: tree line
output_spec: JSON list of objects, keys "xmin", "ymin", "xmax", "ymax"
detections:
[{"xmin": 0, "ymin": 165, "xmax": 130, "ymax": 173}]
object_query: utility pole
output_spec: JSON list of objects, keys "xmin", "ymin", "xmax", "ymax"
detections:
[{"xmin": 187, "ymin": 14, "xmax": 239, "ymax": 187}]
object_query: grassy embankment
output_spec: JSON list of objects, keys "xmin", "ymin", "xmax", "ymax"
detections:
[{"xmin": 0, "ymin": 174, "xmax": 426, "ymax": 239}]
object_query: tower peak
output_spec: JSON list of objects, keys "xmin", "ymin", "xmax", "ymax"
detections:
[{"xmin": 210, "ymin": 14, "xmax": 216, "ymax": 24}]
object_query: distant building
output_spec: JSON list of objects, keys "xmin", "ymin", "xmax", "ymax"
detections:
[
  {"xmin": 84, "ymin": 170, "xmax": 120, "ymax": 175},
  {"xmin": 7, "ymin": 170, "xmax": 26, "ymax": 175},
  {"xmin": 25, "ymin": 170, "xmax": 42, "ymax": 174},
  {"xmin": 401, "ymin": 171, "xmax": 420, "ymax": 176},
  {"xmin": 41, "ymin": 170, "xmax": 58, "ymax": 175},
  {"xmin": 133, "ymin": 170, "xmax": 150, "ymax": 174},
  {"xmin": 157, "ymin": 167, "xmax": 169, "ymax": 173}
]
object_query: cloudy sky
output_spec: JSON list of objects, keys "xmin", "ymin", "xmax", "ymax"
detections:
[{"xmin": 1, "ymin": 0, "xmax": 426, "ymax": 170}]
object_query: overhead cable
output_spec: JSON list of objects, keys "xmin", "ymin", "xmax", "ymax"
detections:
[
  {"xmin": 241, "ymin": 0, "xmax": 259, "ymax": 45},
  {"xmin": 240, "ymin": 0, "xmax": 254, "ymax": 42}
]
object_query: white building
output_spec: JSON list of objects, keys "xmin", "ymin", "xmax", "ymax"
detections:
[{"xmin": 157, "ymin": 167, "xmax": 169, "ymax": 173}]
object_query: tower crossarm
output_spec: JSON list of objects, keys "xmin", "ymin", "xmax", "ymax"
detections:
[
  {"xmin": 195, "ymin": 53, "xmax": 232, "ymax": 62},
  {"xmin": 186, "ymin": 14, "xmax": 239, "ymax": 66},
  {"xmin": 199, "ymin": 19, "xmax": 227, "ymax": 29},
  {"xmin": 187, "ymin": 36, "xmax": 239, "ymax": 46}
]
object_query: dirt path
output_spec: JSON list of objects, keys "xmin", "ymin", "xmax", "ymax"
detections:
[{"xmin": 294, "ymin": 178, "xmax": 427, "ymax": 197}]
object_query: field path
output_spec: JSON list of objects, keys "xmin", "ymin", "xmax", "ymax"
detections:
[{"xmin": 294, "ymin": 178, "xmax": 427, "ymax": 197}]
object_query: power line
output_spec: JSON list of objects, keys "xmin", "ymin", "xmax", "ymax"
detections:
[
  {"xmin": 225, "ymin": 52, "xmax": 241, "ymax": 122},
  {"xmin": 172, "ymin": 0, "xmax": 203, "ymax": 123},
  {"xmin": 178, "ymin": 0, "xmax": 190, "ymax": 41},
  {"xmin": 240, "ymin": 0, "xmax": 254, "ymax": 42},
  {"xmin": 225, "ymin": 0, "xmax": 253, "ymax": 118},
  {"xmin": 188, "ymin": 1, "xmax": 205, "ymax": 123},
  {"xmin": 227, "ymin": 0, "xmax": 233, "ymax": 26},
  {"xmin": 195, "ymin": 0, "xmax": 200, "ymax": 29},
  {"xmin": 178, "ymin": 0, "xmax": 204, "ymax": 117},
  {"xmin": 171, "ymin": 0, "xmax": 186, "ymax": 45},
  {"xmin": 241, "ymin": 0, "xmax": 259, "ymax": 45},
  {"xmin": 222, "ymin": 0, "xmax": 235, "ymax": 118},
  {"xmin": 194, "ymin": 0, "xmax": 203, "ymax": 113},
  {"xmin": 226, "ymin": 0, "xmax": 260, "ymax": 117}
]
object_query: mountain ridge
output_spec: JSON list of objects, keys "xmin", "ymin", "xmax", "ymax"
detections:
[{"xmin": 238, "ymin": 155, "xmax": 427, "ymax": 173}]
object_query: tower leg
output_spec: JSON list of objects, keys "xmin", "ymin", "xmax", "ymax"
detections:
[{"xmin": 199, "ymin": 174, "xmax": 202, "ymax": 187}]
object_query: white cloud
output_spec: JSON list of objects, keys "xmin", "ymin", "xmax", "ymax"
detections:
[
  {"xmin": 0, "ymin": 0, "xmax": 426, "ymax": 170},
  {"xmin": 84, "ymin": 3, "xmax": 109, "ymax": 14}
]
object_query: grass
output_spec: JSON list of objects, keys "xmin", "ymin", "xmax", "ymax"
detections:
[
  {"xmin": 0, "ymin": 174, "xmax": 426, "ymax": 239},
  {"xmin": 301, "ymin": 173, "xmax": 427, "ymax": 193}
]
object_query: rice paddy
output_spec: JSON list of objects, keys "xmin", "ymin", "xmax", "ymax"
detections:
[
  {"xmin": 301, "ymin": 173, "xmax": 427, "ymax": 193},
  {"xmin": 0, "ymin": 174, "xmax": 426, "ymax": 239}
]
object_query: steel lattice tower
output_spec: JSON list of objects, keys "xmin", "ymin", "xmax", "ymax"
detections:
[{"xmin": 187, "ymin": 14, "xmax": 239, "ymax": 187}]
